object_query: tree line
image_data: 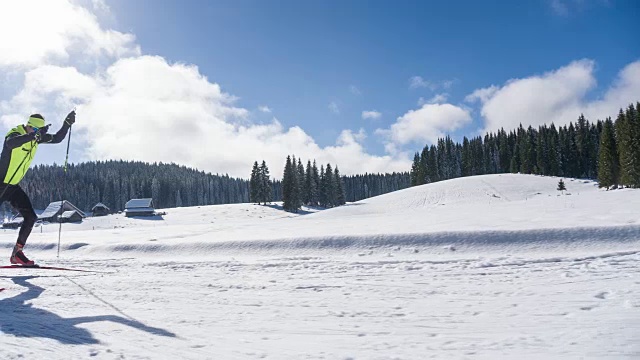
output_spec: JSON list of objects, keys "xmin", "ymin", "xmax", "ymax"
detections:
[
  {"xmin": 18, "ymin": 160, "xmax": 250, "ymax": 213},
  {"xmin": 13, "ymin": 159, "xmax": 407, "ymax": 217},
  {"xmin": 410, "ymin": 103, "xmax": 640, "ymax": 189},
  {"xmin": 342, "ymin": 172, "xmax": 410, "ymax": 202}
]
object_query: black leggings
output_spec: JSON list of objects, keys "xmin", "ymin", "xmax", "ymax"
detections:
[{"xmin": 0, "ymin": 184, "xmax": 37, "ymax": 246}]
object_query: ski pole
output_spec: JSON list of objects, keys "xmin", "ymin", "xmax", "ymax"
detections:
[{"xmin": 57, "ymin": 123, "xmax": 73, "ymax": 258}]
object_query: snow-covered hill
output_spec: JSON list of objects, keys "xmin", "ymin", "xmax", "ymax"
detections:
[
  {"xmin": 1, "ymin": 174, "xmax": 638, "ymax": 359},
  {"xmin": 10, "ymin": 173, "xmax": 639, "ymax": 257}
]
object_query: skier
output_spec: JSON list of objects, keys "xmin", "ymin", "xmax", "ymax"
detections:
[{"xmin": 1, "ymin": 111, "xmax": 76, "ymax": 265}]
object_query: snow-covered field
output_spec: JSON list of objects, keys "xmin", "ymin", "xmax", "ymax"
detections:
[{"xmin": 1, "ymin": 174, "xmax": 639, "ymax": 359}]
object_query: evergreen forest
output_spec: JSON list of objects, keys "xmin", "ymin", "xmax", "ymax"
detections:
[{"xmin": 409, "ymin": 103, "xmax": 640, "ymax": 189}]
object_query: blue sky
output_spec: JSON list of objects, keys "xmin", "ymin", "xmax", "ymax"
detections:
[
  {"xmin": 108, "ymin": 0, "xmax": 637, "ymax": 147},
  {"xmin": 0, "ymin": 0, "xmax": 638, "ymax": 177}
]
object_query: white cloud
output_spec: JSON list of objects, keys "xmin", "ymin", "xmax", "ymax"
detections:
[
  {"xmin": 409, "ymin": 76, "xmax": 456, "ymax": 91},
  {"xmin": 378, "ymin": 104, "xmax": 472, "ymax": 145},
  {"xmin": 418, "ymin": 93, "xmax": 449, "ymax": 105},
  {"xmin": 2, "ymin": 56, "xmax": 412, "ymax": 177},
  {"xmin": 362, "ymin": 110, "xmax": 382, "ymax": 120},
  {"xmin": 464, "ymin": 86, "xmax": 498, "ymax": 103},
  {"xmin": 0, "ymin": 0, "xmax": 139, "ymax": 69},
  {"xmin": 582, "ymin": 60, "xmax": 640, "ymax": 121},
  {"xmin": 475, "ymin": 59, "xmax": 595, "ymax": 132},
  {"xmin": 349, "ymin": 85, "xmax": 361, "ymax": 95},
  {"xmin": 328, "ymin": 101, "xmax": 340, "ymax": 114},
  {"xmin": 0, "ymin": 0, "xmax": 412, "ymax": 178},
  {"xmin": 467, "ymin": 59, "xmax": 640, "ymax": 133},
  {"xmin": 258, "ymin": 106, "xmax": 272, "ymax": 113},
  {"xmin": 1, "ymin": 66, "xmax": 99, "ymax": 115},
  {"xmin": 409, "ymin": 76, "xmax": 433, "ymax": 90},
  {"xmin": 336, "ymin": 129, "xmax": 367, "ymax": 147}
]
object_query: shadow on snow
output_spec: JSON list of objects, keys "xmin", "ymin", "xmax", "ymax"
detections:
[
  {"xmin": 262, "ymin": 203, "xmax": 321, "ymax": 215},
  {"xmin": 126, "ymin": 214, "xmax": 165, "ymax": 221},
  {"xmin": 0, "ymin": 276, "xmax": 175, "ymax": 344}
]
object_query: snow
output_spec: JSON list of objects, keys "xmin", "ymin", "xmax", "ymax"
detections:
[{"xmin": 1, "ymin": 174, "xmax": 639, "ymax": 359}]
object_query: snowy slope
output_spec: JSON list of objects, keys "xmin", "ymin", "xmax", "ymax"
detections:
[
  {"xmin": 1, "ymin": 174, "xmax": 639, "ymax": 359},
  {"xmin": 13, "ymin": 173, "xmax": 639, "ymax": 256}
]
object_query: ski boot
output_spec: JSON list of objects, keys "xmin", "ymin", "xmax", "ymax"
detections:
[{"xmin": 10, "ymin": 244, "xmax": 35, "ymax": 266}]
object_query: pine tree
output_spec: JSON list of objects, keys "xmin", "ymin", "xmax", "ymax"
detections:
[
  {"xmin": 297, "ymin": 158, "xmax": 307, "ymax": 205},
  {"xmin": 498, "ymin": 129, "xmax": 510, "ymax": 172},
  {"xmin": 427, "ymin": 145, "xmax": 438, "ymax": 182},
  {"xmin": 311, "ymin": 160, "xmax": 320, "ymax": 206},
  {"xmin": 547, "ymin": 124, "xmax": 560, "ymax": 176},
  {"xmin": 292, "ymin": 156, "xmax": 302, "ymax": 210},
  {"xmin": 635, "ymin": 102, "xmax": 640, "ymax": 186},
  {"xmin": 446, "ymin": 136, "xmax": 459, "ymax": 178},
  {"xmin": 627, "ymin": 104, "xmax": 640, "ymax": 187},
  {"xmin": 484, "ymin": 134, "xmax": 495, "ymax": 174},
  {"xmin": 557, "ymin": 179, "xmax": 567, "ymax": 192},
  {"xmin": 437, "ymin": 138, "xmax": 446, "ymax": 180},
  {"xmin": 558, "ymin": 126, "xmax": 568, "ymax": 176},
  {"xmin": 510, "ymin": 139, "xmax": 520, "ymax": 173},
  {"xmin": 260, "ymin": 160, "xmax": 272, "ymax": 204},
  {"xmin": 587, "ymin": 122, "xmax": 599, "ymax": 178},
  {"xmin": 536, "ymin": 126, "xmax": 548, "ymax": 175},
  {"xmin": 282, "ymin": 156, "xmax": 294, "ymax": 211},
  {"xmin": 334, "ymin": 166, "xmax": 346, "ymax": 205},
  {"xmin": 616, "ymin": 109, "xmax": 633, "ymax": 187},
  {"xmin": 566, "ymin": 123, "xmax": 579, "ymax": 178},
  {"xmin": 576, "ymin": 114, "xmax": 588, "ymax": 177},
  {"xmin": 304, "ymin": 160, "xmax": 316, "ymax": 206},
  {"xmin": 419, "ymin": 146, "xmax": 429, "ymax": 183},
  {"xmin": 410, "ymin": 152, "xmax": 421, "ymax": 186},
  {"xmin": 319, "ymin": 164, "xmax": 326, "ymax": 207},
  {"xmin": 249, "ymin": 161, "xmax": 260, "ymax": 203},
  {"xmin": 597, "ymin": 118, "xmax": 619, "ymax": 189},
  {"xmin": 324, "ymin": 164, "xmax": 335, "ymax": 207},
  {"xmin": 520, "ymin": 126, "xmax": 536, "ymax": 174},
  {"xmin": 462, "ymin": 137, "xmax": 471, "ymax": 176}
]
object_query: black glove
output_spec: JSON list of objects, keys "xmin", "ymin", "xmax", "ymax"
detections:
[
  {"xmin": 65, "ymin": 110, "xmax": 76, "ymax": 126},
  {"xmin": 33, "ymin": 125, "xmax": 50, "ymax": 142}
]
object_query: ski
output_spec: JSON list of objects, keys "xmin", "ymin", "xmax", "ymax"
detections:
[{"xmin": 0, "ymin": 264, "xmax": 105, "ymax": 273}]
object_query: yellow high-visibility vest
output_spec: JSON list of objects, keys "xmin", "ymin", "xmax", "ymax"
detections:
[{"xmin": 3, "ymin": 125, "xmax": 38, "ymax": 184}]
